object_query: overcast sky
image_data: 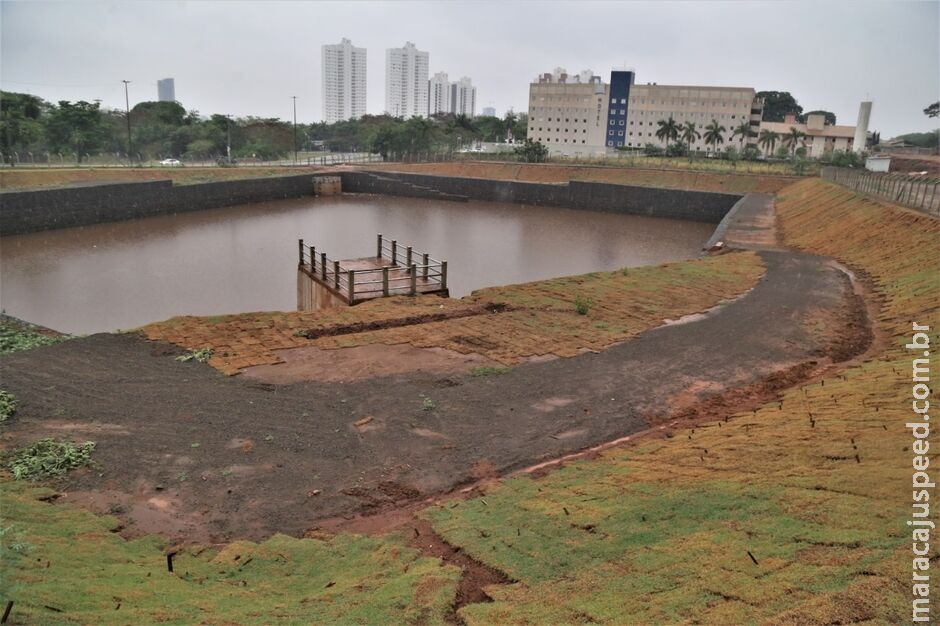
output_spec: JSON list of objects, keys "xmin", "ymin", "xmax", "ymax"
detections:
[{"xmin": 2, "ymin": 0, "xmax": 937, "ymax": 138}]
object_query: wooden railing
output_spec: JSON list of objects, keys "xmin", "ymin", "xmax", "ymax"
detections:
[{"xmin": 298, "ymin": 235, "xmax": 447, "ymax": 304}]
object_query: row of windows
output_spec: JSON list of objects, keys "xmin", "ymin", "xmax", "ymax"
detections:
[
  {"xmin": 535, "ymin": 128, "xmax": 589, "ymax": 133},
  {"xmin": 531, "ymin": 137, "xmax": 589, "ymax": 144}
]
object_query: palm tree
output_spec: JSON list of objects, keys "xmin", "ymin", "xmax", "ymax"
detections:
[
  {"xmin": 783, "ymin": 127, "xmax": 806, "ymax": 156},
  {"xmin": 758, "ymin": 129, "xmax": 779, "ymax": 156},
  {"xmin": 732, "ymin": 121, "xmax": 753, "ymax": 151},
  {"xmin": 680, "ymin": 121, "xmax": 700, "ymax": 155},
  {"xmin": 655, "ymin": 117, "xmax": 680, "ymax": 149},
  {"xmin": 703, "ymin": 119, "xmax": 726, "ymax": 153}
]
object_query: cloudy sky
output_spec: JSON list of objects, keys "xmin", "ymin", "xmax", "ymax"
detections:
[{"xmin": 2, "ymin": 0, "xmax": 937, "ymax": 138}]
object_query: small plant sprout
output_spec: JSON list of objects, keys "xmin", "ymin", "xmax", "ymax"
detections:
[
  {"xmin": 470, "ymin": 366, "xmax": 510, "ymax": 377},
  {"xmin": 420, "ymin": 395, "xmax": 435, "ymax": 411},
  {"xmin": 176, "ymin": 348, "xmax": 214, "ymax": 363},
  {"xmin": 0, "ymin": 390, "xmax": 17, "ymax": 422}
]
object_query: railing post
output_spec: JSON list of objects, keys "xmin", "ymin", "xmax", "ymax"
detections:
[
  {"xmin": 391, "ymin": 240, "xmax": 398, "ymax": 266},
  {"xmin": 422, "ymin": 253, "xmax": 429, "ymax": 279},
  {"xmin": 383, "ymin": 267, "xmax": 390, "ymax": 296},
  {"xmin": 298, "ymin": 239, "xmax": 304, "ymax": 265},
  {"xmin": 320, "ymin": 253, "xmax": 327, "ymax": 280},
  {"xmin": 377, "ymin": 234, "xmax": 383, "ymax": 258},
  {"xmin": 311, "ymin": 246, "xmax": 316, "ymax": 273},
  {"xmin": 406, "ymin": 246, "xmax": 412, "ymax": 271},
  {"xmin": 333, "ymin": 261, "xmax": 340, "ymax": 289},
  {"xmin": 347, "ymin": 270, "xmax": 355, "ymax": 303},
  {"xmin": 441, "ymin": 260, "xmax": 448, "ymax": 290},
  {"xmin": 410, "ymin": 264, "xmax": 417, "ymax": 295}
]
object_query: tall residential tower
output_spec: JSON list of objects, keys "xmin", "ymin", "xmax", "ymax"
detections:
[
  {"xmin": 385, "ymin": 42, "xmax": 429, "ymax": 118},
  {"xmin": 428, "ymin": 72, "xmax": 451, "ymax": 116},
  {"xmin": 322, "ymin": 38, "xmax": 367, "ymax": 123},
  {"xmin": 450, "ymin": 76, "xmax": 477, "ymax": 117}
]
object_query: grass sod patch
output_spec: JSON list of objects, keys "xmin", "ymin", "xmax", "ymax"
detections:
[
  {"xmin": 420, "ymin": 179, "xmax": 938, "ymax": 624},
  {"xmin": 0, "ymin": 479, "xmax": 461, "ymax": 625},
  {"xmin": 7, "ymin": 439, "xmax": 96, "ymax": 480}
]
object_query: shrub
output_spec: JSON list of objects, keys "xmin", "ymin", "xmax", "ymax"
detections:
[
  {"xmin": 574, "ymin": 296, "xmax": 592, "ymax": 316},
  {"xmin": 0, "ymin": 391, "xmax": 16, "ymax": 422},
  {"xmin": 8, "ymin": 439, "xmax": 96, "ymax": 480}
]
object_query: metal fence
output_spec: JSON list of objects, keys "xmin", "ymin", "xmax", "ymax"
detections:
[
  {"xmin": 0, "ymin": 151, "xmax": 383, "ymax": 169},
  {"xmin": 820, "ymin": 166, "xmax": 940, "ymax": 217}
]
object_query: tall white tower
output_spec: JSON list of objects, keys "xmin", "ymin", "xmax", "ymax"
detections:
[
  {"xmin": 429, "ymin": 72, "xmax": 451, "ymax": 116},
  {"xmin": 852, "ymin": 101, "xmax": 872, "ymax": 153},
  {"xmin": 450, "ymin": 76, "xmax": 476, "ymax": 118},
  {"xmin": 385, "ymin": 42, "xmax": 429, "ymax": 118},
  {"xmin": 321, "ymin": 38, "xmax": 367, "ymax": 123}
]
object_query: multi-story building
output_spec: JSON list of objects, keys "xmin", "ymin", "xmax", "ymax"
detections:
[
  {"xmin": 450, "ymin": 76, "xmax": 476, "ymax": 118},
  {"xmin": 757, "ymin": 102, "xmax": 871, "ymax": 156},
  {"xmin": 385, "ymin": 42, "xmax": 429, "ymax": 118},
  {"xmin": 482, "ymin": 106, "xmax": 496, "ymax": 117},
  {"xmin": 526, "ymin": 68, "xmax": 610, "ymax": 156},
  {"xmin": 527, "ymin": 67, "xmax": 764, "ymax": 156},
  {"xmin": 429, "ymin": 72, "xmax": 450, "ymax": 116},
  {"xmin": 321, "ymin": 38, "xmax": 367, "ymax": 124},
  {"xmin": 157, "ymin": 78, "xmax": 175, "ymax": 102}
]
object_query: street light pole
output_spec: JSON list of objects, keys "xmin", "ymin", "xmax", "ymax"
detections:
[
  {"xmin": 292, "ymin": 95, "xmax": 298, "ymax": 166},
  {"xmin": 122, "ymin": 80, "xmax": 132, "ymax": 164}
]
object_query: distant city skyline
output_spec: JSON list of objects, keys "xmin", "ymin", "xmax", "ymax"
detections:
[{"xmin": 1, "ymin": 1, "xmax": 937, "ymax": 137}]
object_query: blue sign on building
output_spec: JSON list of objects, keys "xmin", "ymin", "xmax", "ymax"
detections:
[{"xmin": 605, "ymin": 70, "xmax": 635, "ymax": 148}]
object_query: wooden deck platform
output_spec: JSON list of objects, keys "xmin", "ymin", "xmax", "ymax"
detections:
[{"xmin": 298, "ymin": 235, "xmax": 448, "ymax": 308}]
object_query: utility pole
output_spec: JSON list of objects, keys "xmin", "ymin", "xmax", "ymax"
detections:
[
  {"xmin": 292, "ymin": 96, "xmax": 298, "ymax": 165},
  {"xmin": 122, "ymin": 80, "xmax": 132, "ymax": 164}
]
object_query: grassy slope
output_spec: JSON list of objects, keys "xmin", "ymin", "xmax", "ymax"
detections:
[
  {"xmin": 422, "ymin": 179, "xmax": 940, "ymax": 624},
  {"xmin": 0, "ymin": 167, "xmax": 317, "ymax": 190},
  {"xmin": 370, "ymin": 161, "xmax": 798, "ymax": 194},
  {"xmin": 0, "ymin": 479, "xmax": 460, "ymax": 625}
]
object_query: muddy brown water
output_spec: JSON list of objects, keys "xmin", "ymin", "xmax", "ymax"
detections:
[{"xmin": 0, "ymin": 194, "xmax": 714, "ymax": 334}]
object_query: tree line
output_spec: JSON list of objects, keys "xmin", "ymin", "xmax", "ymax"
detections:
[{"xmin": 0, "ymin": 90, "xmax": 528, "ymax": 163}]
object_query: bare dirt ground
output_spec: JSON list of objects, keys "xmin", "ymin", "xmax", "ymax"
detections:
[{"xmin": 0, "ymin": 244, "xmax": 866, "ymax": 544}]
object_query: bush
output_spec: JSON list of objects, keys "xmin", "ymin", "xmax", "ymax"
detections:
[
  {"xmin": 0, "ymin": 391, "xmax": 16, "ymax": 422},
  {"xmin": 742, "ymin": 146, "xmax": 761, "ymax": 161},
  {"xmin": 8, "ymin": 439, "xmax": 96, "ymax": 480},
  {"xmin": 643, "ymin": 143, "xmax": 664, "ymax": 156},
  {"xmin": 574, "ymin": 296, "xmax": 592, "ymax": 316},
  {"xmin": 514, "ymin": 140, "xmax": 549, "ymax": 163},
  {"xmin": 665, "ymin": 142, "xmax": 688, "ymax": 158}
]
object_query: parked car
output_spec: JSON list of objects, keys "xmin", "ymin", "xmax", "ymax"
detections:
[{"xmin": 159, "ymin": 158, "xmax": 181, "ymax": 166}]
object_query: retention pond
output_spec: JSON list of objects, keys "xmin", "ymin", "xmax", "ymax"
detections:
[{"xmin": 1, "ymin": 194, "xmax": 714, "ymax": 334}]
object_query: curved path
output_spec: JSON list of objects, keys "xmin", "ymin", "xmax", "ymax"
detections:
[{"xmin": 0, "ymin": 195, "xmax": 866, "ymax": 542}]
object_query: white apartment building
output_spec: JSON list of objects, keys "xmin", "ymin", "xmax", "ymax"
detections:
[
  {"xmin": 450, "ymin": 76, "xmax": 477, "ymax": 117},
  {"xmin": 385, "ymin": 42, "xmax": 429, "ymax": 118},
  {"xmin": 321, "ymin": 38, "xmax": 367, "ymax": 124},
  {"xmin": 429, "ymin": 72, "xmax": 451, "ymax": 116},
  {"xmin": 157, "ymin": 78, "xmax": 175, "ymax": 102}
]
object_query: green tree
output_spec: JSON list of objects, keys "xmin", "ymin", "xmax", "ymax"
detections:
[
  {"xmin": 925, "ymin": 102, "xmax": 939, "ymax": 118},
  {"xmin": 680, "ymin": 121, "xmax": 701, "ymax": 154},
  {"xmin": 732, "ymin": 121, "xmax": 753, "ymax": 151},
  {"xmin": 0, "ymin": 91, "xmax": 48, "ymax": 162},
  {"xmin": 514, "ymin": 139, "xmax": 548, "ymax": 163},
  {"xmin": 756, "ymin": 91, "xmax": 803, "ymax": 122},
  {"xmin": 783, "ymin": 126, "xmax": 806, "ymax": 156},
  {"xmin": 44, "ymin": 100, "xmax": 107, "ymax": 162},
  {"xmin": 655, "ymin": 117, "xmax": 679, "ymax": 148},
  {"xmin": 758, "ymin": 129, "xmax": 779, "ymax": 155},
  {"xmin": 703, "ymin": 119, "xmax": 726, "ymax": 152}
]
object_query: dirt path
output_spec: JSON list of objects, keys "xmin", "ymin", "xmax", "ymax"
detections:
[{"xmin": 1, "ymin": 225, "xmax": 864, "ymax": 543}]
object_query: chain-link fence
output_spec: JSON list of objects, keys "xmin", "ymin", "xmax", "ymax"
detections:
[{"xmin": 820, "ymin": 166, "xmax": 939, "ymax": 217}]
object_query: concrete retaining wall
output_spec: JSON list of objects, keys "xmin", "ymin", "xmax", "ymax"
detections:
[
  {"xmin": 1, "ymin": 174, "xmax": 340, "ymax": 235},
  {"xmin": 340, "ymin": 171, "xmax": 739, "ymax": 222}
]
